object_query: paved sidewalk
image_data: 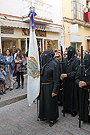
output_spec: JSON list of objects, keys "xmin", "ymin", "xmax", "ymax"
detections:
[
  {"xmin": 0, "ymin": 99, "xmax": 90, "ymax": 135},
  {"xmin": 0, "ymin": 75, "xmax": 27, "ymax": 107}
]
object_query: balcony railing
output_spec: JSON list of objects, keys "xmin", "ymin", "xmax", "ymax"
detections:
[
  {"xmin": 84, "ymin": 12, "xmax": 90, "ymax": 23},
  {"xmin": 22, "ymin": 0, "xmax": 52, "ymax": 21}
]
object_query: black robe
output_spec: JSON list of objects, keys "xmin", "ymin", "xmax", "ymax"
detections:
[
  {"xmin": 58, "ymin": 57, "xmax": 66, "ymax": 104},
  {"xmin": 75, "ymin": 66, "xmax": 90, "ymax": 122},
  {"xmin": 53, "ymin": 59, "xmax": 61, "ymax": 103},
  {"xmin": 63, "ymin": 56, "xmax": 80, "ymax": 113},
  {"xmin": 39, "ymin": 60, "xmax": 60, "ymax": 121}
]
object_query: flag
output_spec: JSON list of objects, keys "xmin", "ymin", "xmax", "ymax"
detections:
[{"xmin": 27, "ymin": 12, "xmax": 40, "ymax": 106}]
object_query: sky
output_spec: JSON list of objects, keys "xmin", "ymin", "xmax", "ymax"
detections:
[{"xmin": 0, "ymin": 0, "xmax": 62, "ymax": 25}]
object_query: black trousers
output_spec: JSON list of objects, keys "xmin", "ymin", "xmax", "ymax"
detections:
[{"xmin": 17, "ymin": 71, "xmax": 24, "ymax": 87}]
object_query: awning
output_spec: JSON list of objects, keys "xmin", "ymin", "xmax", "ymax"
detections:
[
  {"xmin": 0, "ymin": 19, "xmax": 29, "ymax": 28},
  {"xmin": 0, "ymin": 19, "xmax": 61, "ymax": 33},
  {"xmin": 35, "ymin": 24, "xmax": 61, "ymax": 33}
]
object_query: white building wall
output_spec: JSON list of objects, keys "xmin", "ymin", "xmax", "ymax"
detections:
[
  {"xmin": 46, "ymin": 31, "xmax": 60, "ymax": 39},
  {"xmin": 0, "ymin": 0, "xmax": 62, "ymax": 25},
  {"xmin": 44, "ymin": 0, "xmax": 62, "ymax": 25},
  {"xmin": 14, "ymin": 28, "xmax": 22, "ymax": 37}
]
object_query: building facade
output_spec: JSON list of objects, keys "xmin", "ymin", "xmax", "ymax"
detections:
[
  {"xmin": 62, "ymin": 0, "xmax": 90, "ymax": 51},
  {"xmin": 0, "ymin": 0, "xmax": 62, "ymax": 54}
]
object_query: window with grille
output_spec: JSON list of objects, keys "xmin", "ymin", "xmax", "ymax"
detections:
[{"xmin": 1, "ymin": 27, "xmax": 14, "ymax": 34}]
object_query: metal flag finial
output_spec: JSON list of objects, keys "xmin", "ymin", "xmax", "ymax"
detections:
[{"xmin": 29, "ymin": 6, "xmax": 35, "ymax": 12}]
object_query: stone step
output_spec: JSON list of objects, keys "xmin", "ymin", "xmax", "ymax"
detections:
[
  {"xmin": 0, "ymin": 93, "xmax": 27, "ymax": 108},
  {"xmin": 0, "ymin": 74, "xmax": 28, "ymax": 107}
]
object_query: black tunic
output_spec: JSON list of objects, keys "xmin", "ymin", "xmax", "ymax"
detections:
[
  {"xmin": 53, "ymin": 59, "xmax": 62, "ymax": 103},
  {"xmin": 75, "ymin": 66, "xmax": 90, "ymax": 122},
  {"xmin": 39, "ymin": 60, "xmax": 60, "ymax": 121},
  {"xmin": 63, "ymin": 56, "xmax": 80, "ymax": 113}
]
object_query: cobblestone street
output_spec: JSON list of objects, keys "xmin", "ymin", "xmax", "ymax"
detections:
[
  {"xmin": 0, "ymin": 75, "xmax": 27, "ymax": 107},
  {"xmin": 0, "ymin": 98, "xmax": 90, "ymax": 135}
]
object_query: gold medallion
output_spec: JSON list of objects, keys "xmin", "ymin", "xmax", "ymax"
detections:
[{"xmin": 28, "ymin": 56, "xmax": 40, "ymax": 78}]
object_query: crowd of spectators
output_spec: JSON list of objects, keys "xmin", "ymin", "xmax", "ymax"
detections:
[
  {"xmin": 40, "ymin": 47, "xmax": 90, "ymax": 61},
  {"xmin": 53, "ymin": 48, "xmax": 90, "ymax": 61},
  {"xmin": 0, "ymin": 48, "xmax": 26, "ymax": 95}
]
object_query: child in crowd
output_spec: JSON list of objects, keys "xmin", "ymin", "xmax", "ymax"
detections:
[
  {"xmin": 0, "ymin": 49, "xmax": 4, "ymax": 65},
  {"xmin": 0, "ymin": 65, "xmax": 7, "ymax": 94}
]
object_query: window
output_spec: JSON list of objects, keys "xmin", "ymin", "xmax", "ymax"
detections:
[
  {"xmin": 72, "ymin": 0, "xmax": 84, "ymax": 20},
  {"xmin": 1, "ymin": 27, "xmax": 14, "ymax": 34}
]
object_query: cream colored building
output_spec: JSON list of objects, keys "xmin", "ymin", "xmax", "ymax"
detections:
[{"xmin": 62, "ymin": 0, "xmax": 90, "ymax": 51}]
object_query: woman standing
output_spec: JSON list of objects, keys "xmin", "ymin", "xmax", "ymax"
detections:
[
  {"xmin": 15, "ymin": 49, "xmax": 24, "ymax": 89},
  {"xmin": 5, "ymin": 49, "xmax": 13, "ymax": 91}
]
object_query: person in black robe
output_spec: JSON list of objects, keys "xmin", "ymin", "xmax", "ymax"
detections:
[
  {"xmin": 75, "ymin": 54, "xmax": 90, "ymax": 122},
  {"xmin": 54, "ymin": 53, "xmax": 63, "ymax": 106},
  {"xmin": 39, "ymin": 50, "xmax": 60, "ymax": 127},
  {"xmin": 50, "ymin": 50, "xmax": 62, "ymax": 106},
  {"xmin": 60, "ymin": 46, "xmax": 80, "ymax": 117},
  {"xmin": 26, "ymin": 49, "xmax": 28, "ymax": 57},
  {"xmin": 48, "ymin": 50, "xmax": 63, "ymax": 106}
]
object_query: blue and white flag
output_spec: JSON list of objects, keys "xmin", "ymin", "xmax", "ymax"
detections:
[{"xmin": 27, "ymin": 12, "xmax": 40, "ymax": 106}]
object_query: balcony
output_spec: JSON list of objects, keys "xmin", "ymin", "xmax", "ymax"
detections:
[{"xmin": 84, "ymin": 12, "xmax": 90, "ymax": 23}]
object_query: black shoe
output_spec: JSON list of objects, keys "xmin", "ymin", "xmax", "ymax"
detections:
[
  {"xmin": 5, "ymin": 87, "xmax": 9, "ymax": 90},
  {"xmin": 61, "ymin": 110, "xmax": 71, "ymax": 113},
  {"xmin": 40, "ymin": 119, "xmax": 44, "ymax": 121},
  {"xmin": 22, "ymin": 86, "xmax": 24, "ymax": 89},
  {"xmin": 49, "ymin": 121, "xmax": 54, "ymax": 127},
  {"xmin": 40, "ymin": 118, "xmax": 47, "ymax": 121},
  {"xmin": 3, "ymin": 91, "xmax": 6, "ymax": 94},
  {"xmin": 16, "ymin": 86, "xmax": 20, "ymax": 89},
  {"xmin": 71, "ymin": 111, "xmax": 77, "ymax": 117},
  {"xmin": 10, "ymin": 88, "xmax": 13, "ymax": 91},
  {"xmin": 61, "ymin": 110, "xmax": 66, "ymax": 113},
  {"xmin": 0, "ymin": 91, "xmax": 3, "ymax": 95},
  {"xmin": 58, "ymin": 102, "xmax": 63, "ymax": 106}
]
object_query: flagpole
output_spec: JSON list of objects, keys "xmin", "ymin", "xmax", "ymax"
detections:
[
  {"xmin": 28, "ymin": 6, "xmax": 40, "ymax": 121},
  {"xmin": 37, "ymin": 96, "xmax": 39, "ymax": 121}
]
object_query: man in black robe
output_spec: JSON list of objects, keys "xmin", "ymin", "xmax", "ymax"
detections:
[
  {"xmin": 54, "ymin": 53, "xmax": 63, "ymax": 106},
  {"xmin": 61, "ymin": 46, "xmax": 80, "ymax": 117},
  {"xmin": 39, "ymin": 50, "xmax": 60, "ymax": 127},
  {"xmin": 50, "ymin": 49, "xmax": 63, "ymax": 106},
  {"xmin": 75, "ymin": 54, "xmax": 90, "ymax": 122}
]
